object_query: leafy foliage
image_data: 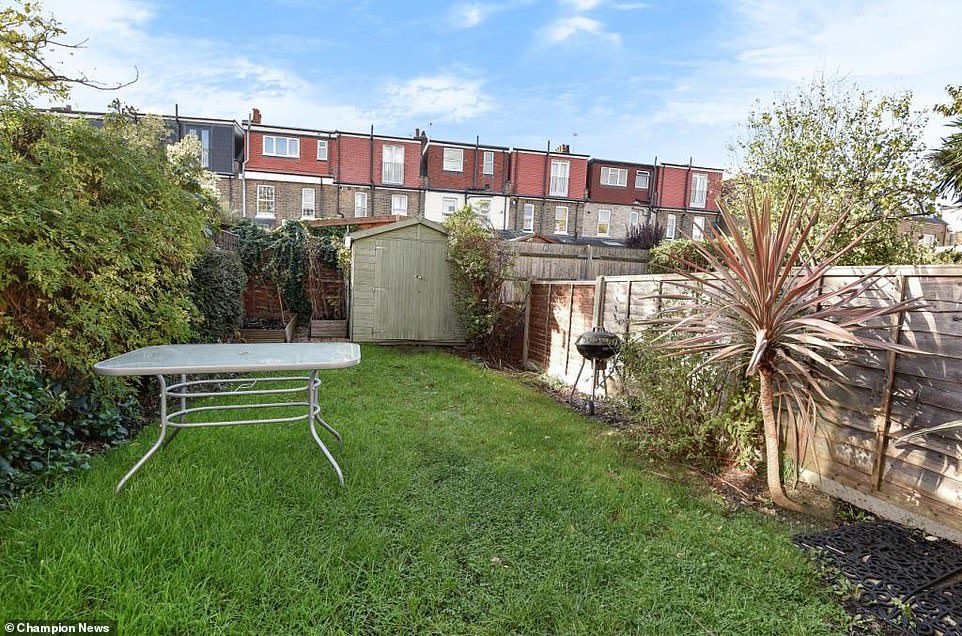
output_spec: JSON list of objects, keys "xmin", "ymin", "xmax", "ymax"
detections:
[
  {"xmin": 0, "ymin": 355, "xmax": 139, "ymax": 503},
  {"xmin": 730, "ymin": 77, "xmax": 940, "ymax": 265},
  {"xmin": 625, "ymin": 221, "xmax": 664, "ymax": 250},
  {"xmin": 444, "ymin": 205, "xmax": 516, "ymax": 352},
  {"xmin": 617, "ymin": 330, "xmax": 760, "ymax": 468},
  {"xmin": 0, "ymin": 102, "xmax": 214, "ymax": 375},
  {"xmin": 932, "ymin": 84, "xmax": 962, "ymax": 203},
  {"xmin": 190, "ymin": 248, "xmax": 247, "ymax": 343},
  {"xmin": 648, "ymin": 189, "xmax": 920, "ymax": 510},
  {"xmin": 648, "ymin": 239, "xmax": 712, "ymax": 274}
]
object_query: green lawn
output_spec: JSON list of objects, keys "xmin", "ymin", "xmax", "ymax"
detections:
[{"xmin": 0, "ymin": 346, "xmax": 844, "ymax": 634}]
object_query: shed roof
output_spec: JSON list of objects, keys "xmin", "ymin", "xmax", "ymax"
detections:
[{"xmin": 346, "ymin": 217, "xmax": 448, "ymax": 247}]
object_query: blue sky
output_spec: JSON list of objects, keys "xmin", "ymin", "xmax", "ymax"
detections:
[{"xmin": 37, "ymin": 0, "xmax": 962, "ymax": 169}]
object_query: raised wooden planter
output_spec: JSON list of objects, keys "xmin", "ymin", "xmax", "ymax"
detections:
[
  {"xmin": 239, "ymin": 315, "xmax": 297, "ymax": 343},
  {"xmin": 309, "ymin": 319, "xmax": 348, "ymax": 339}
]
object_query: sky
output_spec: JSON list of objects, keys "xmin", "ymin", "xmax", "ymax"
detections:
[{"xmin": 32, "ymin": 0, "xmax": 962, "ymax": 170}]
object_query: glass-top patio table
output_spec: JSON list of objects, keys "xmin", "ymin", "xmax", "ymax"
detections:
[{"xmin": 94, "ymin": 343, "xmax": 361, "ymax": 492}]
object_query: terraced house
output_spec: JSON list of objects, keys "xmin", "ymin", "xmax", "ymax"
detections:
[
  {"xmin": 505, "ymin": 144, "xmax": 590, "ymax": 237},
  {"xmin": 421, "ymin": 136, "xmax": 511, "ymax": 228}
]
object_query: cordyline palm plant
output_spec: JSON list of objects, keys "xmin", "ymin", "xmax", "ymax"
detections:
[{"xmin": 650, "ymin": 190, "xmax": 921, "ymax": 511}]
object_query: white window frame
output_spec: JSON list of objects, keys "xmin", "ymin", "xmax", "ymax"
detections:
[
  {"xmin": 262, "ymin": 135, "xmax": 299, "ymax": 158},
  {"xmin": 692, "ymin": 216, "xmax": 706, "ymax": 241},
  {"xmin": 382, "ymin": 145, "xmax": 404, "ymax": 185},
  {"xmin": 628, "ymin": 210, "xmax": 640, "ymax": 227},
  {"xmin": 554, "ymin": 206, "xmax": 569, "ymax": 234},
  {"xmin": 316, "ymin": 139, "xmax": 328, "ymax": 161},
  {"xmin": 522, "ymin": 203, "xmax": 535, "ymax": 232},
  {"xmin": 354, "ymin": 191, "xmax": 368, "ymax": 217},
  {"xmin": 665, "ymin": 213, "xmax": 677, "ymax": 239},
  {"xmin": 921, "ymin": 233, "xmax": 936, "ymax": 247},
  {"xmin": 186, "ymin": 126, "xmax": 210, "ymax": 168},
  {"xmin": 442, "ymin": 196, "xmax": 458, "ymax": 217},
  {"xmin": 550, "ymin": 160, "xmax": 570, "ymax": 197},
  {"xmin": 597, "ymin": 209, "xmax": 611, "ymax": 237},
  {"xmin": 301, "ymin": 188, "xmax": 316, "ymax": 219},
  {"xmin": 255, "ymin": 185, "xmax": 275, "ymax": 218},
  {"xmin": 635, "ymin": 170, "xmax": 650, "ymax": 189},
  {"xmin": 600, "ymin": 167, "xmax": 628, "ymax": 187},
  {"xmin": 690, "ymin": 173, "xmax": 708, "ymax": 208},
  {"xmin": 391, "ymin": 194, "xmax": 408, "ymax": 216},
  {"xmin": 443, "ymin": 147, "xmax": 464, "ymax": 172},
  {"xmin": 482, "ymin": 151, "xmax": 494, "ymax": 175}
]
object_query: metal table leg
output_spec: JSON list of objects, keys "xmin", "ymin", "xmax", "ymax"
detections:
[
  {"xmin": 307, "ymin": 369, "xmax": 345, "ymax": 486},
  {"xmin": 116, "ymin": 374, "xmax": 170, "ymax": 492}
]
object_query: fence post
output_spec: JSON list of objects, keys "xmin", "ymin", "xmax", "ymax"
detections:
[
  {"xmin": 624, "ymin": 280, "xmax": 633, "ymax": 336},
  {"xmin": 521, "ymin": 279, "xmax": 532, "ymax": 367},
  {"xmin": 564, "ymin": 284, "xmax": 575, "ymax": 376},
  {"xmin": 585, "ymin": 245, "xmax": 593, "ymax": 280},
  {"xmin": 871, "ymin": 274, "xmax": 908, "ymax": 491}
]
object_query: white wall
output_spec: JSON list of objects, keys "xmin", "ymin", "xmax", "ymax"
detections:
[{"xmin": 423, "ymin": 191, "xmax": 508, "ymax": 229}]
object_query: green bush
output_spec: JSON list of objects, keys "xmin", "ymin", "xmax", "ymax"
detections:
[
  {"xmin": 617, "ymin": 331, "xmax": 760, "ymax": 468},
  {"xmin": 648, "ymin": 239, "xmax": 713, "ymax": 274},
  {"xmin": 190, "ymin": 248, "xmax": 247, "ymax": 342},
  {"xmin": 0, "ymin": 356, "xmax": 139, "ymax": 502},
  {"xmin": 0, "ymin": 103, "xmax": 214, "ymax": 375}
]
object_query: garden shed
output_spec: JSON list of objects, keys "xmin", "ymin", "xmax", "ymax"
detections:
[{"xmin": 347, "ymin": 218, "xmax": 465, "ymax": 344}]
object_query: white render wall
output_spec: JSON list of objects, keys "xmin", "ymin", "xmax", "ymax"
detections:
[{"xmin": 423, "ymin": 191, "xmax": 509, "ymax": 229}]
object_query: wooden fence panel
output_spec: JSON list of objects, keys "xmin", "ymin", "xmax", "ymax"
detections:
[{"xmin": 519, "ymin": 266, "xmax": 962, "ymax": 541}]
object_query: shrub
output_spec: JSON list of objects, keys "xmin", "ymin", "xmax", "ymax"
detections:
[
  {"xmin": 0, "ymin": 103, "xmax": 214, "ymax": 376},
  {"xmin": 648, "ymin": 239, "xmax": 713, "ymax": 274},
  {"xmin": 625, "ymin": 221, "xmax": 664, "ymax": 249},
  {"xmin": 617, "ymin": 331, "xmax": 760, "ymax": 468},
  {"xmin": 444, "ymin": 205, "xmax": 516, "ymax": 354},
  {"xmin": 0, "ymin": 356, "xmax": 139, "ymax": 503},
  {"xmin": 190, "ymin": 248, "xmax": 247, "ymax": 342}
]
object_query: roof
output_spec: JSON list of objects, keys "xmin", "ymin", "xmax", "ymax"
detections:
[
  {"xmin": 512, "ymin": 147, "xmax": 591, "ymax": 158},
  {"xmin": 659, "ymin": 162, "xmax": 725, "ymax": 173},
  {"xmin": 496, "ymin": 230, "xmax": 625, "ymax": 247},
  {"xmin": 426, "ymin": 138, "xmax": 510, "ymax": 151},
  {"xmin": 589, "ymin": 158, "xmax": 656, "ymax": 169},
  {"xmin": 346, "ymin": 217, "xmax": 448, "ymax": 246},
  {"xmin": 305, "ymin": 215, "xmax": 406, "ymax": 230}
]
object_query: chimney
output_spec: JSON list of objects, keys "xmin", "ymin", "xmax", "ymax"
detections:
[
  {"xmin": 414, "ymin": 127, "xmax": 420, "ymax": 138},
  {"xmin": 252, "ymin": 108, "xmax": 262, "ymax": 124},
  {"xmin": 554, "ymin": 143, "xmax": 570, "ymax": 154}
]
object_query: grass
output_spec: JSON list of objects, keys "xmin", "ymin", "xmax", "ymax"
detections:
[{"xmin": 0, "ymin": 346, "xmax": 846, "ymax": 634}]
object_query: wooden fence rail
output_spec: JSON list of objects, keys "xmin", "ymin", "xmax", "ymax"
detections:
[
  {"xmin": 519, "ymin": 266, "xmax": 962, "ymax": 542},
  {"xmin": 509, "ymin": 243, "xmax": 649, "ymax": 280}
]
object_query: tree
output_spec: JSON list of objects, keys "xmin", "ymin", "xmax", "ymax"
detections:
[
  {"xmin": 651, "ymin": 188, "xmax": 919, "ymax": 511},
  {"xmin": 931, "ymin": 85, "xmax": 962, "ymax": 202},
  {"xmin": 0, "ymin": 1, "xmax": 135, "ymax": 98},
  {"xmin": 729, "ymin": 77, "xmax": 940, "ymax": 265}
]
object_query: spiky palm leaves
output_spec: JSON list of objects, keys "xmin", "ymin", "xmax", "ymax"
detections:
[{"xmin": 651, "ymin": 191, "xmax": 920, "ymax": 510}]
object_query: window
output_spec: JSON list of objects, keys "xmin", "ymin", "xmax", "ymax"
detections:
[
  {"xmin": 554, "ymin": 206, "xmax": 569, "ymax": 234},
  {"xmin": 186, "ymin": 126, "xmax": 210, "ymax": 168},
  {"xmin": 256, "ymin": 185, "xmax": 275, "ymax": 217},
  {"xmin": 262, "ymin": 135, "xmax": 299, "ymax": 158},
  {"xmin": 628, "ymin": 210, "xmax": 640, "ymax": 227},
  {"xmin": 921, "ymin": 233, "xmax": 936, "ymax": 247},
  {"xmin": 600, "ymin": 166, "xmax": 628, "ymax": 187},
  {"xmin": 443, "ymin": 147, "xmax": 463, "ymax": 172},
  {"xmin": 442, "ymin": 197, "xmax": 458, "ymax": 217},
  {"xmin": 550, "ymin": 160, "xmax": 570, "ymax": 196},
  {"xmin": 690, "ymin": 173, "xmax": 708, "ymax": 208},
  {"xmin": 382, "ymin": 145, "xmax": 404, "ymax": 184},
  {"xmin": 665, "ymin": 213, "xmax": 677, "ymax": 239},
  {"xmin": 522, "ymin": 203, "xmax": 535, "ymax": 232},
  {"xmin": 597, "ymin": 209, "xmax": 611, "ymax": 237},
  {"xmin": 391, "ymin": 194, "xmax": 408, "ymax": 215},
  {"xmin": 482, "ymin": 151, "xmax": 494, "ymax": 175},
  {"xmin": 635, "ymin": 170, "xmax": 650, "ymax": 189},
  {"xmin": 473, "ymin": 198, "xmax": 491, "ymax": 220},
  {"xmin": 354, "ymin": 191, "xmax": 368, "ymax": 217},
  {"xmin": 301, "ymin": 188, "xmax": 315, "ymax": 219},
  {"xmin": 692, "ymin": 216, "xmax": 706, "ymax": 240},
  {"xmin": 316, "ymin": 139, "xmax": 328, "ymax": 161}
]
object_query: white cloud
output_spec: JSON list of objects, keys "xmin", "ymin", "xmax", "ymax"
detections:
[
  {"xmin": 382, "ymin": 75, "xmax": 495, "ymax": 123},
  {"xmin": 560, "ymin": 0, "xmax": 604, "ymax": 10},
  {"xmin": 543, "ymin": 16, "xmax": 621, "ymax": 45},
  {"xmin": 34, "ymin": 0, "xmax": 373, "ymax": 130},
  {"xmin": 448, "ymin": 3, "xmax": 490, "ymax": 28}
]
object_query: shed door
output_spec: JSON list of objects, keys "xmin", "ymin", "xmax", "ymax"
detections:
[{"xmin": 373, "ymin": 238, "xmax": 450, "ymax": 340}]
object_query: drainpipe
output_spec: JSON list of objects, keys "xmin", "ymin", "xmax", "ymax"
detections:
[
  {"xmin": 369, "ymin": 125, "xmax": 375, "ymax": 216},
  {"xmin": 335, "ymin": 131, "xmax": 342, "ymax": 217},
  {"xmin": 541, "ymin": 140, "xmax": 551, "ymax": 235},
  {"xmin": 649, "ymin": 155, "xmax": 658, "ymax": 223},
  {"xmin": 473, "ymin": 135, "xmax": 479, "ymax": 190},
  {"xmin": 241, "ymin": 114, "xmax": 250, "ymax": 218}
]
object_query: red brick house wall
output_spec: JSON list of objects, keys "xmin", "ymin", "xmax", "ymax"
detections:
[
  {"xmin": 587, "ymin": 160, "xmax": 654, "ymax": 205},
  {"xmin": 656, "ymin": 164, "xmax": 722, "ymax": 211},
  {"xmin": 424, "ymin": 144, "xmax": 509, "ymax": 192},
  {"xmin": 510, "ymin": 150, "xmax": 588, "ymax": 199},
  {"xmin": 246, "ymin": 131, "xmax": 335, "ymax": 177}
]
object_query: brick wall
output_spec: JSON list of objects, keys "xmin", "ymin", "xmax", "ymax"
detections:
[
  {"xmin": 507, "ymin": 197, "xmax": 586, "ymax": 236},
  {"xmin": 335, "ymin": 185, "xmax": 422, "ymax": 218},
  {"xmin": 511, "ymin": 151, "xmax": 588, "ymax": 199},
  {"xmin": 246, "ymin": 131, "xmax": 335, "ymax": 176},
  {"xmin": 582, "ymin": 202, "xmax": 645, "ymax": 239},
  {"xmin": 656, "ymin": 165, "xmax": 722, "ymax": 212},
  {"xmin": 244, "ymin": 179, "xmax": 336, "ymax": 225},
  {"xmin": 587, "ymin": 161, "xmax": 654, "ymax": 205},
  {"xmin": 424, "ymin": 144, "xmax": 509, "ymax": 192}
]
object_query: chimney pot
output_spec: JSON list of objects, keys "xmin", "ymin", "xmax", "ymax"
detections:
[{"xmin": 252, "ymin": 108, "xmax": 262, "ymax": 124}]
